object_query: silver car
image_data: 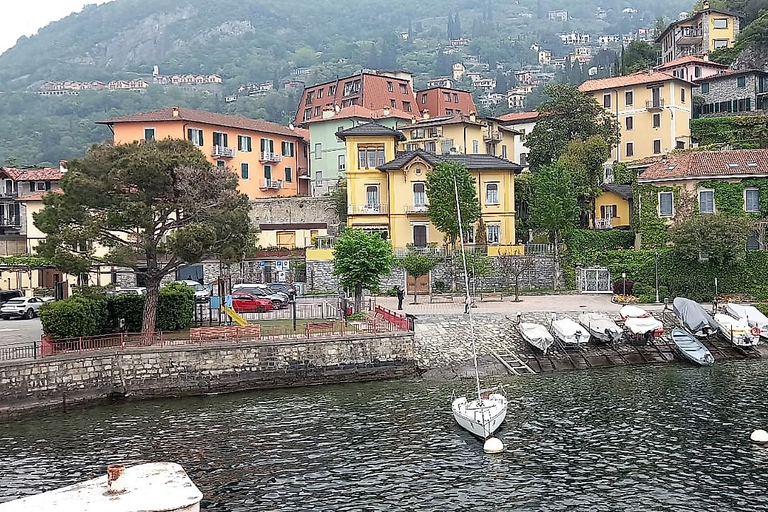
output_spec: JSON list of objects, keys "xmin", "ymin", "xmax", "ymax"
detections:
[
  {"xmin": 1, "ymin": 297, "xmax": 45, "ymax": 319},
  {"xmin": 176, "ymin": 280, "xmax": 211, "ymax": 303}
]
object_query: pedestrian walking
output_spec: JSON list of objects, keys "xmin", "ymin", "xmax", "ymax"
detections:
[
  {"xmin": 397, "ymin": 286, "xmax": 404, "ymax": 310},
  {"xmin": 464, "ymin": 294, "xmax": 471, "ymax": 314}
]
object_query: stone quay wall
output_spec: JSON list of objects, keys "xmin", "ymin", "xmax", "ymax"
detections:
[
  {"xmin": 0, "ymin": 333, "xmax": 415, "ymax": 419},
  {"xmin": 306, "ymin": 254, "xmax": 562, "ymax": 294}
]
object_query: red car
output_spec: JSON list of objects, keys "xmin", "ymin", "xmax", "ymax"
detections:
[{"xmin": 231, "ymin": 293, "xmax": 274, "ymax": 313}]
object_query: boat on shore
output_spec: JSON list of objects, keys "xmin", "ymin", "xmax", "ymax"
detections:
[
  {"xmin": 516, "ymin": 318, "xmax": 555, "ymax": 354},
  {"xmin": 714, "ymin": 312, "xmax": 760, "ymax": 347},
  {"xmin": 550, "ymin": 314, "xmax": 587, "ymax": 349},
  {"xmin": 620, "ymin": 305, "xmax": 664, "ymax": 341},
  {"xmin": 724, "ymin": 303, "xmax": 768, "ymax": 339},
  {"xmin": 673, "ymin": 297, "xmax": 718, "ymax": 338},
  {"xmin": 578, "ymin": 312, "xmax": 622, "ymax": 344},
  {"xmin": 671, "ymin": 327, "xmax": 715, "ymax": 366}
]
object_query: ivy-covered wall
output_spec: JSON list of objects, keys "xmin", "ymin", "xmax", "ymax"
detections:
[
  {"xmin": 697, "ymin": 178, "xmax": 768, "ymax": 218},
  {"xmin": 635, "ymin": 184, "xmax": 677, "ymax": 248},
  {"xmin": 690, "ymin": 116, "xmax": 768, "ymax": 149}
]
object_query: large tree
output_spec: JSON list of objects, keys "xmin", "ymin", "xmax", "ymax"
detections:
[
  {"xmin": 557, "ymin": 135, "xmax": 611, "ymax": 228},
  {"xmin": 526, "ymin": 84, "xmax": 620, "ymax": 171},
  {"xmin": 529, "ymin": 164, "xmax": 579, "ymax": 289},
  {"xmin": 426, "ymin": 161, "xmax": 481, "ymax": 246},
  {"xmin": 399, "ymin": 251, "xmax": 441, "ymax": 303},
  {"xmin": 34, "ymin": 139, "xmax": 254, "ymax": 337},
  {"xmin": 621, "ymin": 41, "xmax": 658, "ymax": 75},
  {"xmin": 333, "ymin": 229, "xmax": 397, "ymax": 312}
]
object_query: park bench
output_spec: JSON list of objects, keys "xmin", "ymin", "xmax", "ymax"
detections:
[
  {"xmin": 190, "ymin": 324, "xmax": 261, "ymax": 342},
  {"xmin": 305, "ymin": 321, "xmax": 335, "ymax": 337},
  {"xmin": 480, "ymin": 292, "xmax": 504, "ymax": 302},
  {"xmin": 430, "ymin": 294, "xmax": 455, "ymax": 303}
]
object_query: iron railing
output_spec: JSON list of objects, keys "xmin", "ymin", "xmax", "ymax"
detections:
[{"xmin": 0, "ymin": 343, "xmax": 37, "ymax": 362}]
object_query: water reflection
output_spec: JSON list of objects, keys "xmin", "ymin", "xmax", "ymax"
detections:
[{"xmin": 1, "ymin": 361, "xmax": 768, "ymax": 510}]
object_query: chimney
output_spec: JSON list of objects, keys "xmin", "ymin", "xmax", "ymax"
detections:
[
  {"xmin": 469, "ymin": 111, "xmax": 476, "ymax": 122},
  {"xmin": 382, "ymin": 106, "xmax": 391, "ymax": 117},
  {"xmin": 422, "ymin": 109, "xmax": 430, "ymax": 120},
  {"xmin": 703, "ymin": 0, "xmax": 710, "ymax": 9},
  {"xmin": 322, "ymin": 107, "xmax": 335, "ymax": 120},
  {"xmin": 171, "ymin": 106, "xmax": 180, "ymax": 118},
  {"xmin": 59, "ymin": 160, "xmax": 68, "ymax": 174}
]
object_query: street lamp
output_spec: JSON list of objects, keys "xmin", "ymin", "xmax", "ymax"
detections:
[
  {"xmin": 622, "ymin": 272, "xmax": 626, "ymax": 297},
  {"xmin": 655, "ymin": 251, "xmax": 660, "ymax": 303}
]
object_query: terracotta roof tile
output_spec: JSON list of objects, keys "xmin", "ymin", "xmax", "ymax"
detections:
[
  {"xmin": 20, "ymin": 189, "xmax": 63, "ymax": 202},
  {"xmin": 495, "ymin": 111, "xmax": 539, "ymax": 123},
  {"xmin": 638, "ymin": 149, "xmax": 768, "ymax": 182},
  {"xmin": 291, "ymin": 127, "xmax": 310, "ymax": 141},
  {"xmin": 0, "ymin": 167, "xmax": 63, "ymax": 181},
  {"xmin": 657, "ymin": 56, "xmax": 729, "ymax": 70},
  {"xmin": 578, "ymin": 71, "xmax": 692, "ymax": 93},
  {"xmin": 98, "ymin": 107, "xmax": 300, "ymax": 138},
  {"xmin": 377, "ymin": 149, "xmax": 522, "ymax": 172}
]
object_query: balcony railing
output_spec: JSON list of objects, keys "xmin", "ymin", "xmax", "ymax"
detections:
[
  {"xmin": 260, "ymin": 179, "xmax": 283, "ymax": 190},
  {"xmin": 404, "ymin": 203, "xmax": 428, "ymax": 214},
  {"xmin": 0, "ymin": 191, "xmax": 18, "ymax": 199},
  {"xmin": 646, "ymin": 99, "xmax": 665, "ymax": 110},
  {"xmin": 394, "ymin": 246, "xmax": 445, "ymax": 257},
  {"xmin": 483, "ymin": 129, "xmax": 502, "ymax": 142},
  {"xmin": 0, "ymin": 216, "xmax": 21, "ymax": 227},
  {"xmin": 348, "ymin": 203, "xmax": 388, "ymax": 215},
  {"xmin": 260, "ymin": 151, "xmax": 283, "ymax": 163},
  {"xmin": 211, "ymin": 145, "xmax": 236, "ymax": 158},
  {"xmin": 595, "ymin": 217, "xmax": 620, "ymax": 230}
]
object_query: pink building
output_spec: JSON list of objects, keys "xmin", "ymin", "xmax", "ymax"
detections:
[{"xmin": 656, "ymin": 55, "xmax": 729, "ymax": 82}]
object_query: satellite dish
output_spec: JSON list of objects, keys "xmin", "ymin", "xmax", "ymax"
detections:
[
  {"xmin": 334, "ymin": 105, "xmax": 341, "ymax": 112},
  {"xmin": 288, "ymin": 123, "xmax": 295, "ymax": 130}
]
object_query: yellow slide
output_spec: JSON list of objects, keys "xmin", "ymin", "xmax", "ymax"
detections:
[{"xmin": 222, "ymin": 306, "xmax": 247, "ymax": 326}]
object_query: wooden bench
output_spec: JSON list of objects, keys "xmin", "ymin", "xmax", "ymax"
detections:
[
  {"xmin": 305, "ymin": 321, "xmax": 335, "ymax": 337},
  {"xmin": 480, "ymin": 292, "xmax": 504, "ymax": 302},
  {"xmin": 430, "ymin": 294, "xmax": 455, "ymax": 303},
  {"xmin": 190, "ymin": 324, "xmax": 261, "ymax": 342}
]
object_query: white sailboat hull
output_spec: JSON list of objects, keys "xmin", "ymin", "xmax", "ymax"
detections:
[{"xmin": 452, "ymin": 392, "xmax": 508, "ymax": 439}]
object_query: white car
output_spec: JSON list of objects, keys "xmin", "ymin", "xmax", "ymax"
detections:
[
  {"xmin": 1, "ymin": 297, "xmax": 45, "ymax": 319},
  {"xmin": 175, "ymin": 280, "xmax": 211, "ymax": 303}
]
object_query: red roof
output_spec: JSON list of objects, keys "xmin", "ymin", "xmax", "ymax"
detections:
[
  {"xmin": 657, "ymin": 56, "xmax": 729, "ymax": 70},
  {"xmin": 638, "ymin": 149, "xmax": 768, "ymax": 182},
  {"xmin": 291, "ymin": 127, "xmax": 310, "ymax": 141},
  {"xmin": 496, "ymin": 111, "xmax": 539, "ymax": 123},
  {"xmin": 0, "ymin": 167, "xmax": 63, "ymax": 181},
  {"xmin": 20, "ymin": 190, "xmax": 62, "ymax": 202},
  {"xmin": 303, "ymin": 105, "xmax": 412, "ymax": 124},
  {"xmin": 98, "ymin": 107, "xmax": 300, "ymax": 138},
  {"xmin": 578, "ymin": 71, "xmax": 693, "ymax": 93}
]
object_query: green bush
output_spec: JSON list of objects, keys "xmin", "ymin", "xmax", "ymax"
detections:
[
  {"xmin": 106, "ymin": 294, "xmax": 145, "ymax": 332},
  {"xmin": 40, "ymin": 296, "xmax": 108, "ymax": 339},
  {"xmin": 157, "ymin": 282, "xmax": 194, "ymax": 331}
]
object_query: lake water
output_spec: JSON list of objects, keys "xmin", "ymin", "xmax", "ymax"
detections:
[{"xmin": 2, "ymin": 361, "xmax": 768, "ymax": 511}]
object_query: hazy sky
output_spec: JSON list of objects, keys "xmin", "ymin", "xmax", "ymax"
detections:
[{"xmin": 0, "ymin": 0, "xmax": 114, "ymax": 55}]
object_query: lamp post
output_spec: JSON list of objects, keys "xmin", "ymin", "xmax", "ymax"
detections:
[
  {"xmin": 622, "ymin": 272, "xmax": 626, "ymax": 297},
  {"xmin": 655, "ymin": 251, "xmax": 660, "ymax": 303}
]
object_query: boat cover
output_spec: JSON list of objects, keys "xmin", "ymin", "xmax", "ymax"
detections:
[
  {"xmin": 620, "ymin": 305, "xmax": 649, "ymax": 319},
  {"xmin": 673, "ymin": 297, "xmax": 718, "ymax": 333},
  {"xmin": 624, "ymin": 316, "xmax": 663, "ymax": 335}
]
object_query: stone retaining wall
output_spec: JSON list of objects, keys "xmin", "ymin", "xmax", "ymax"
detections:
[{"xmin": 0, "ymin": 333, "xmax": 415, "ymax": 419}]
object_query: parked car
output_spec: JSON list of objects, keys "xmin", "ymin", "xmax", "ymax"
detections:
[
  {"xmin": 107, "ymin": 287, "xmax": 147, "ymax": 296},
  {"xmin": 0, "ymin": 290, "xmax": 23, "ymax": 306},
  {"xmin": 232, "ymin": 284, "xmax": 288, "ymax": 309},
  {"xmin": 266, "ymin": 282, "xmax": 298, "ymax": 299},
  {"xmin": 1, "ymin": 297, "xmax": 45, "ymax": 319},
  {"xmin": 175, "ymin": 280, "xmax": 211, "ymax": 303},
  {"xmin": 231, "ymin": 293, "xmax": 274, "ymax": 313}
]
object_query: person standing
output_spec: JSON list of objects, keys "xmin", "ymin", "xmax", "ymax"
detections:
[{"xmin": 397, "ymin": 286, "xmax": 404, "ymax": 310}]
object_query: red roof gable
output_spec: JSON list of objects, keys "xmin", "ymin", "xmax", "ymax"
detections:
[
  {"xmin": 496, "ymin": 111, "xmax": 539, "ymax": 123},
  {"xmin": 657, "ymin": 56, "xmax": 729, "ymax": 70},
  {"xmin": 579, "ymin": 71, "xmax": 693, "ymax": 93},
  {"xmin": 0, "ymin": 167, "xmax": 63, "ymax": 181},
  {"xmin": 98, "ymin": 107, "xmax": 300, "ymax": 138},
  {"xmin": 638, "ymin": 149, "xmax": 768, "ymax": 182}
]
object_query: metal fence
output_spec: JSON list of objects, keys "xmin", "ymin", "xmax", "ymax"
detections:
[
  {"xmin": 524, "ymin": 243, "xmax": 565, "ymax": 255},
  {"xmin": 0, "ymin": 343, "xmax": 38, "ymax": 362}
]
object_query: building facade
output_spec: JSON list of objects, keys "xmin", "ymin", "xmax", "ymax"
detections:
[
  {"xmin": 417, "ymin": 86, "xmax": 477, "ymax": 118},
  {"xmin": 99, "ymin": 107, "xmax": 309, "ymax": 199},
  {"xmin": 493, "ymin": 111, "xmax": 538, "ymax": 170},
  {"xmin": 656, "ymin": 5, "xmax": 741, "ymax": 64},
  {"xmin": 579, "ymin": 72, "xmax": 694, "ymax": 163},
  {"xmin": 656, "ymin": 55, "xmax": 729, "ymax": 82},
  {"xmin": 694, "ymin": 70, "xmax": 768, "ymax": 117}
]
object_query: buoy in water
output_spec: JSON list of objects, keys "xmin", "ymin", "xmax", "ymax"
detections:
[
  {"xmin": 483, "ymin": 437, "xmax": 504, "ymax": 454},
  {"xmin": 750, "ymin": 429, "xmax": 768, "ymax": 444}
]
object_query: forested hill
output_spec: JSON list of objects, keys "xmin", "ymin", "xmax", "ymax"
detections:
[{"xmin": 0, "ymin": 0, "xmax": 694, "ymax": 166}]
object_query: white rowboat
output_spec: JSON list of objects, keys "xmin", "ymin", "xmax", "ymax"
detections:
[
  {"xmin": 518, "ymin": 321, "xmax": 555, "ymax": 354},
  {"xmin": 550, "ymin": 316, "xmax": 588, "ymax": 348},
  {"xmin": 578, "ymin": 312, "xmax": 622, "ymax": 344}
]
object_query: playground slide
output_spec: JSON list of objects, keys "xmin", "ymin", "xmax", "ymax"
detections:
[{"xmin": 222, "ymin": 306, "xmax": 247, "ymax": 326}]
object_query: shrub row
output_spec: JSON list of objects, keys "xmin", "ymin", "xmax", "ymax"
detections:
[{"xmin": 40, "ymin": 283, "xmax": 194, "ymax": 339}]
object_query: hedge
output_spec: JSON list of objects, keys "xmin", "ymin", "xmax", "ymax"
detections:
[{"xmin": 41, "ymin": 283, "xmax": 195, "ymax": 339}]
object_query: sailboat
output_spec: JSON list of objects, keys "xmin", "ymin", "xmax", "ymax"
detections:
[{"xmin": 449, "ymin": 176, "xmax": 508, "ymax": 453}]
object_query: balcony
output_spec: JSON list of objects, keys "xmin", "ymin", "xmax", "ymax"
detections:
[
  {"xmin": 646, "ymin": 99, "xmax": 665, "ymax": 111},
  {"xmin": 0, "ymin": 191, "xmax": 18, "ymax": 201},
  {"xmin": 348, "ymin": 203, "xmax": 388, "ymax": 215},
  {"xmin": 211, "ymin": 145, "xmax": 236, "ymax": 158},
  {"xmin": 260, "ymin": 151, "xmax": 283, "ymax": 163},
  {"xmin": 404, "ymin": 204, "xmax": 428, "ymax": 214},
  {"xmin": 394, "ymin": 246, "xmax": 445, "ymax": 257},
  {"xmin": 260, "ymin": 179, "xmax": 283, "ymax": 190},
  {"xmin": 483, "ymin": 129, "xmax": 502, "ymax": 142},
  {"xmin": 0, "ymin": 216, "xmax": 21, "ymax": 227},
  {"xmin": 595, "ymin": 217, "xmax": 620, "ymax": 230}
]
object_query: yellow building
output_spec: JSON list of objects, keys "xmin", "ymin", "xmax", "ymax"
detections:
[
  {"xmin": 579, "ymin": 71, "xmax": 694, "ymax": 163},
  {"xmin": 656, "ymin": 3, "xmax": 741, "ymax": 64},
  {"xmin": 399, "ymin": 112, "xmax": 518, "ymax": 162},
  {"xmin": 594, "ymin": 184, "xmax": 633, "ymax": 229},
  {"xmin": 337, "ymin": 122, "xmax": 523, "ymax": 254}
]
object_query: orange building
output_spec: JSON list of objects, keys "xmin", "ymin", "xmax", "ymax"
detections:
[
  {"xmin": 99, "ymin": 107, "xmax": 309, "ymax": 198},
  {"xmin": 416, "ymin": 86, "xmax": 477, "ymax": 117}
]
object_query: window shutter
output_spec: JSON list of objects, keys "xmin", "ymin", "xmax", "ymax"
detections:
[{"xmin": 187, "ymin": 128, "xmax": 193, "ymax": 141}]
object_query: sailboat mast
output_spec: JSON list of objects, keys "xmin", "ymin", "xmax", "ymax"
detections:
[{"xmin": 453, "ymin": 175, "xmax": 482, "ymax": 403}]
